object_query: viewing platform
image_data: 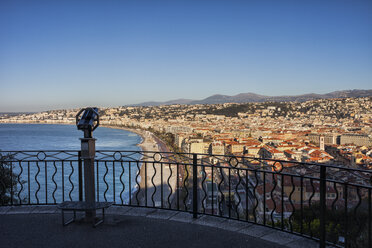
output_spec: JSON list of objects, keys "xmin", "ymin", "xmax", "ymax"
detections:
[
  {"xmin": 1, "ymin": 149, "xmax": 371, "ymax": 247},
  {"xmin": 0, "ymin": 205, "xmax": 316, "ymax": 248}
]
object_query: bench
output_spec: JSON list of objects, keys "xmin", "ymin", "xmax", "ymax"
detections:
[{"xmin": 57, "ymin": 201, "xmax": 113, "ymax": 227}]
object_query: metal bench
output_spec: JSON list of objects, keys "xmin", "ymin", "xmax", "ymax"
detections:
[{"xmin": 57, "ymin": 201, "xmax": 113, "ymax": 227}]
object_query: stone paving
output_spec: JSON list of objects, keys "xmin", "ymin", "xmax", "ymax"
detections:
[{"xmin": 0, "ymin": 205, "xmax": 318, "ymax": 248}]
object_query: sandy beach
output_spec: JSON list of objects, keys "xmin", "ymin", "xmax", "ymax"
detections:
[{"xmin": 102, "ymin": 125, "xmax": 177, "ymax": 207}]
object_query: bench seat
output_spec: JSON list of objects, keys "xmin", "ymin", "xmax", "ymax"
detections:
[{"xmin": 57, "ymin": 201, "xmax": 113, "ymax": 227}]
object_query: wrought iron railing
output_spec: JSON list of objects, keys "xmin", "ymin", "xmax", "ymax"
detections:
[{"xmin": 1, "ymin": 150, "xmax": 371, "ymax": 248}]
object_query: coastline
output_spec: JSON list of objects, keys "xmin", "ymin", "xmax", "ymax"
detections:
[
  {"xmin": 1, "ymin": 122, "xmax": 175, "ymax": 206},
  {"xmin": 101, "ymin": 125, "xmax": 175, "ymax": 206},
  {"xmin": 101, "ymin": 125, "xmax": 160, "ymax": 152},
  {"xmin": 0, "ymin": 122, "xmax": 163, "ymax": 152}
]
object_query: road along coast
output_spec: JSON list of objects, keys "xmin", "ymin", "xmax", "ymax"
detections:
[{"xmin": 102, "ymin": 125, "xmax": 177, "ymax": 207}]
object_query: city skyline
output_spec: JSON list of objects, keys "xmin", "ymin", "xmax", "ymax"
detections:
[
  {"xmin": 2, "ymin": 95, "xmax": 371, "ymax": 246},
  {"xmin": 1, "ymin": 1, "xmax": 371, "ymax": 112}
]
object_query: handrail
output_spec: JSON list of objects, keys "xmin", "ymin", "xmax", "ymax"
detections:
[{"xmin": 1, "ymin": 150, "xmax": 371, "ymax": 247}]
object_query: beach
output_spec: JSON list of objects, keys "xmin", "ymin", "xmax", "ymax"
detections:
[
  {"xmin": 1, "ymin": 122, "xmax": 178, "ymax": 206},
  {"xmin": 102, "ymin": 125, "xmax": 177, "ymax": 207}
]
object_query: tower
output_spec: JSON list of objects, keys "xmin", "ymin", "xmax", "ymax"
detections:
[{"xmin": 320, "ymin": 136, "xmax": 325, "ymax": 151}]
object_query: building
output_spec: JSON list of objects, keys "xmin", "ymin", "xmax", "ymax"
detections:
[
  {"xmin": 190, "ymin": 142, "xmax": 210, "ymax": 154},
  {"xmin": 340, "ymin": 134, "xmax": 371, "ymax": 146},
  {"xmin": 308, "ymin": 133, "xmax": 339, "ymax": 145},
  {"xmin": 209, "ymin": 141, "xmax": 225, "ymax": 155}
]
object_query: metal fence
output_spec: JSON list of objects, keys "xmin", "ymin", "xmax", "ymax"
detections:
[{"xmin": 1, "ymin": 150, "xmax": 371, "ymax": 248}]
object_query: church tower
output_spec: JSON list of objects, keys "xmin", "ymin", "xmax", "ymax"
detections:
[{"xmin": 320, "ymin": 136, "xmax": 325, "ymax": 151}]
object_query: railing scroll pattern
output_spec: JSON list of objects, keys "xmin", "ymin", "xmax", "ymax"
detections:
[{"xmin": 1, "ymin": 150, "xmax": 371, "ymax": 247}]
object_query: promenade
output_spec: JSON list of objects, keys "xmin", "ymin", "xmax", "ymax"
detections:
[
  {"xmin": 103, "ymin": 126, "xmax": 177, "ymax": 207},
  {"xmin": 134, "ymin": 129, "xmax": 177, "ymax": 207}
]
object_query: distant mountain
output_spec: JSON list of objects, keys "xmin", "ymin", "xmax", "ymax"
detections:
[
  {"xmin": 131, "ymin": 89, "xmax": 372, "ymax": 106},
  {"xmin": 191, "ymin": 93, "xmax": 268, "ymax": 104},
  {"xmin": 0, "ymin": 112, "xmax": 36, "ymax": 116},
  {"xmin": 134, "ymin": 98, "xmax": 194, "ymax": 106}
]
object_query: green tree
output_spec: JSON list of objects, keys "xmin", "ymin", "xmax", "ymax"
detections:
[
  {"xmin": 290, "ymin": 204, "xmax": 369, "ymax": 247},
  {"xmin": 0, "ymin": 154, "xmax": 19, "ymax": 205}
]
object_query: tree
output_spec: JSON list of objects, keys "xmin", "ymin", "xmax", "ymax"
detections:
[
  {"xmin": 290, "ymin": 204, "xmax": 369, "ymax": 247},
  {"xmin": 0, "ymin": 154, "xmax": 19, "ymax": 205}
]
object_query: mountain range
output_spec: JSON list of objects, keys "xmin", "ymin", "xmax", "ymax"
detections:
[{"xmin": 131, "ymin": 89, "xmax": 372, "ymax": 106}]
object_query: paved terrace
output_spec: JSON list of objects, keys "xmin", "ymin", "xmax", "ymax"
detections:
[{"xmin": 0, "ymin": 206, "xmax": 318, "ymax": 248}]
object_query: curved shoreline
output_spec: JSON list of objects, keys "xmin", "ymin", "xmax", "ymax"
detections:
[
  {"xmin": 101, "ymin": 125, "xmax": 175, "ymax": 205},
  {"xmin": 101, "ymin": 125, "xmax": 162, "ymax": 153},
  {"xmin": 1, "ymin": 122, "xmax": 176, "ymax": 206},
  {"xmin": 0, "ymin": 122, "xmax": 165, "ymax": 153}
]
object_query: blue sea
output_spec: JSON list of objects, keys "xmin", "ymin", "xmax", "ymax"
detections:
[
  {"xmin": 0, "ymin": 123, "xmax": 142, "ymax": 151},
  {"xmin": 0, "ymin": 124, "xmax": 142, "ymax": 204}
]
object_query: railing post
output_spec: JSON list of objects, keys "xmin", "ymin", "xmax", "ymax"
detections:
[
  {"xmin": 193, "ymin": 153, "xmax": 198, "ymax": 219},
  {"xmin": 78, "ymin": 151, "xmax": 83, "ymax": 202},
  {"xmin": 319, "ymin": 165, "xmax": 326, "ymax": 248},
  {"xmin": 10, "ymin": 161, "xmax": 13, "ymax": 206}
]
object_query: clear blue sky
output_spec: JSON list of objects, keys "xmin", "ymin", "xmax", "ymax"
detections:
[{"xmin": 1, "ymin": 0, "xmax": 371, "ymax": 112}]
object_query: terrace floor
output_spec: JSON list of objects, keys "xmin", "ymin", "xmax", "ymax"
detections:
[{"xmin": 0, "ymin": 206, "xmax": 318, "ymax": 248}]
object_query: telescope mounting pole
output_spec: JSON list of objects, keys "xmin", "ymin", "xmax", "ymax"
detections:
[
  {"xmin": 80, "ymin": 133, "xmax": 96, "ymax": 220},
  {"xmin": 76, "ymin": 107, "xmax": 100, "ymax": 222}
]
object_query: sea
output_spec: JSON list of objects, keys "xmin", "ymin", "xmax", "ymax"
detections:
[
  {"xmin": 0, "ymin": 123, "xmax": 142, "ymax": 151},
  {"xmin": 0, "ymin": 123, "xmax": 142, "ymax": 204}
]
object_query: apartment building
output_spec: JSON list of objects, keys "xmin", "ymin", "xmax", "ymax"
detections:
[{"xmin": 340, "ymin": 134, "xmax": 371, "ymax": 146}]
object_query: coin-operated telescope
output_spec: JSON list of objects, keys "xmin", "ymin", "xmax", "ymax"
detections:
[
  {"xmin": 76, "ymin": 107, "xmax": 99, "ymax": 138},
  {"xmin": 75, "ymin": 107, "xmax": 100, "ymax": 220}
]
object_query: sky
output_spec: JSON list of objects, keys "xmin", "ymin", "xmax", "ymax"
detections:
[{"xmin": 0, "ymin": 0, "xmax": 371, "ymax": 112}]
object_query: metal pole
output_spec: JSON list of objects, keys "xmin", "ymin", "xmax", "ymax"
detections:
[
  {"xmin": 193, "ymin": 154, "xmax": 198, "ymax": 219},
  {"xmin": 319, "ymin": 165, "xmax": 327, "ymax": 248},
  {"xmin": 78, "ymin": 151, "xmax": 83, "ymax": 202},
  {"xmin": 368, "ymin": 188, "xmax": 371, "ymax": 248},
  {"xmin": 81, "ymin": 138, "xmax": 96, "ymax": 220}
]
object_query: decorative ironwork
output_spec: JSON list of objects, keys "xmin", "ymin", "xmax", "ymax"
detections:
[
  {"xmin": 113, "ymin": 151, "xmax": 122, "ymax": 161},
  {"xmin": 1, "ymin": 150, "xmax": 372, "ymax": 247}
]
